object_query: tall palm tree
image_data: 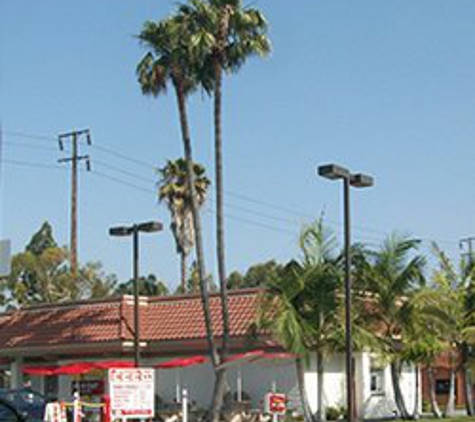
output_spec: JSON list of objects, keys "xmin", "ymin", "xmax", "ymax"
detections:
[
  {"xmin": 260, "ymin": 221, "xmax": 341, "ymax": 422},
  {"xmin": 358, "ymin": 235, "xmax": 425, "ymax": 420},
  {"xmin": 137, "ymin": 16, "xmax": 221, "ymax": 381},
  {"xmin": 177, "ymin": 3, "xmax": 270, "ymax": 417},
  {"xmin": 158, "ymin": 158, "xmax": 210, "ymax": 291}
]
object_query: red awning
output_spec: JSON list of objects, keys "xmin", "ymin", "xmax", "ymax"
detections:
[
  {"xmin": 259, "ymin": 352, "xmax": 296, "ymax": 360},
  {"xmin": 92, "ymin": 360, "xmax": 135, "ymax": 370},
  {"xmin": 23, "ymin": 366, "xmax": 58, "ymax": 376},
  {"xmin": 53, "ymin": 362, "xmax": 95, "ymax": 375},
  {"xmin": 219, "ymin": 350, "xmax": 265, "ymax": 369},
  {"xmin": 156, "ymin": 355, "xmax": 208, "ymax": 369}
]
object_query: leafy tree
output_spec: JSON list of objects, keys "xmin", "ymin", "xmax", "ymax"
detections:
[
  {"xmin": 26, "ymin": 221, "xmax": 57, "ymax": 255},
  {"xmin": 175, "ymin": 261, "xmax": 216, "ymax": 295},
  {"xmin": 1, "ymin": 223, "xmax": 116, "ymax": 307},
  {"xmin": 158, "ymin": 158, "xmax": 210, "ymax": 292},
  {"xmin": 227, "ymin": 260, "xmax": 284, "ymax": 290},
  {"xmin": 115, "ymin": 274, "xmax": 169, "ymax": 297},
  {"xmin": 260, "ymin": 221, "xmax": 341, "ymax": 422},
  {"xmin": 137, "ymin": 14, "xmax": 224, "ymax": 417},
  {"xmin": 357, "ymin": 234, "xmax": 425, "ymax": 420}
]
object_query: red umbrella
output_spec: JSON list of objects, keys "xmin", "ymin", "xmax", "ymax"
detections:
[
  {"xmin": 156, "ymin": 356, "xmax": 208, "ymax": 402},
  {"xmin": 155, "ymin": 355, "xmax": 207, "ymax": 369},
  {"xmin": 53, "ymin": 362, "xmax": 95, "ymax": 375},
  {"xmin": 92, "ymin": 360, "xmax": 135, "ymax": 370},
  {"xmin": 23, "ymin": 366, "xmax": 58, "ymax": 376}
]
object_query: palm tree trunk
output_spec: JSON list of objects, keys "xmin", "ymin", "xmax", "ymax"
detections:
[
  {"xmin": 180, "ymin": 253, "xmax": 187, "ymax": 292},
  {"xmin": 390, "ymin": 361, "xmax": 410, "ymax": 419},
  {"xmin": 174, "ymin": 80, "xmax": 219, "ymax": 371},
  {"xmin": 461, "ymin": 345, "xmax": 474, "ymax": 416},
  {"xmin": 209, "ymin": 10, "xmax": 232, "ymax": 422},
  {"xmin": 412, "ymin": 364, "xmax": 420, "ymax": 420},
  {"xmin": 464, "ymin": 366, "xmax": 474, "ymax": 416},
  {"xmin": 444, "ymin": 367, "xmax": 456, "ymax": 417},
  {"xmin": 428, "ymin": 366, "xmax": 442, "ymax": 418},
  {"xmin": 316, "ymin": 351, "xmax": 326, "ymax": 422},
  {"xmin": 296, "ymin": 357, "xmax": 318, "ymax": 422}
]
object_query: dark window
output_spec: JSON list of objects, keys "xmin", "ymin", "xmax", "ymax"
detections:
[{"xmin": 436, "ymin": 379, "xmax": 452, "ymax": 395}]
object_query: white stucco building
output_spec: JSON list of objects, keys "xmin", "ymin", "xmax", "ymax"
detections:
[{"xmin": 0, "ymin": 289, "xmax": 419, "ymax": 419}]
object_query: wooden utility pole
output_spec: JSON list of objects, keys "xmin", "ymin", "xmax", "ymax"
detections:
[{"xmin": 58, "ymin": 129, "xmax": 91, "ymax": 280}]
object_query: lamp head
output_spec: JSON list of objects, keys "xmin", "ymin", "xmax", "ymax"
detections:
[
  {"xmin": 350, "ymin": 173, "xmax": 374, "ymax": 188},
  {"xmin": 317, "ymin": 164, "xmax": 350, "ymax": 180}
]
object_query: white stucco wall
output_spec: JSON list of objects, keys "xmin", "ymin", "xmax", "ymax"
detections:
[
  {"xmin": 361, "ymin": 355, "xmax": 420, "ymax": 420},
  {"xmin": 17, "ymin": 352, "xmax": 421, "ymax": 420}
]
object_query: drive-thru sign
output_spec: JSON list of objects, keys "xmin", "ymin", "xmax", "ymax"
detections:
[{"xmin": 109, "ymin": 368, "xmax": 155, "ymax": 419}]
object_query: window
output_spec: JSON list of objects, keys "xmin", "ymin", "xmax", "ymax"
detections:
[{"xmin": 370, "ymin": 369, "xmax": 385, "ymax": 394}]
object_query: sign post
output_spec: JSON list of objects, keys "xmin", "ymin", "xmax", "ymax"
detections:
[{"xmin": 109, "ymin": 368, "xmax": 155, "ymax": 420}]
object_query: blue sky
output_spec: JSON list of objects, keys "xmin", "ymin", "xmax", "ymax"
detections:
[{"xmin": 1, "ymin": 0, "xmax": 474, "ymax": 289}]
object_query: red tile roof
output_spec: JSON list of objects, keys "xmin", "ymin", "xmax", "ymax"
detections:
[{"xmin": 0, "ymin": 289, "xmax": 263, "ymax": 354}]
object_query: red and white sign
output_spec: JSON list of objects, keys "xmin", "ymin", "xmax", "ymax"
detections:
[
  {"xmin": 264, "ymin": 393, "xmax": 287, "ymax": 415},
  {"xmin": 109, "ymin": 368, "xmax": 155, "ymax": 419}
]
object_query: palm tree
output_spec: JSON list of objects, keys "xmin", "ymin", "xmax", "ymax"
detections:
[
  {"xmin": 420, "ymin": 244, "xmax": 475, "ymax": 417},
  {"xmin": 158, "ymin": 158, "xmax": 210, "ymax": 291},
  {"xmin": 358, "ymin": 234, "xmax": 425, "ymax": 420},
  {"xmin": 177, "ymin": 3, "xmax": 270, "ymax": 416},
  {"xmin": 137, "ymin": 15, "xmax": 221, "ymax": 386},
  {"xmin": 260, "ymin": 221, "xmax": 341, "ymax": 422}
]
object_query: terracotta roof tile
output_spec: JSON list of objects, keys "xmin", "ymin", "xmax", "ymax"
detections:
[{"xmin": 0, "ymin": 289, "xmax": 263, "ymax": 352}]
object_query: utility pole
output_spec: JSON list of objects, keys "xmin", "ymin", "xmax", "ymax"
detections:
[
  {"xmin": 58, "ymin": 129, "xmax": 91, "ymax": 280},
  {"xmin": 460, "ymin": 237, "xmax": 475, "ymax": 266}
]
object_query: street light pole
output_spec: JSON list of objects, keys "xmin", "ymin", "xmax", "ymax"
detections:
[
  {"xmin": 318, "ymin": 164, "xmax": 373, "ymax": 422},
  {"xmin": 133, "ymin": 225, "xmax": 140, "ymax": 367},
  {"xmin": 109, "ymin": 221, "xmax": 163, "ymax": 368},
  {"xmin": 343, "ymin": 176, "xmax": 353, "ymax": 422}
]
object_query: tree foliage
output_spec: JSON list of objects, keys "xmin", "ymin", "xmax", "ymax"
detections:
[{"xmin": 1, "ymin": 222, "xmax": 116, "ymax": 308}]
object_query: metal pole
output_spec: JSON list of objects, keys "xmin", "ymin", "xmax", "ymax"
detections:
[
  {"xmin": 343, "ymin": 177, "xmax": 354, "ymax": 422},
  {"xmin": 133, "ymin": 226, "xmax": 140, "ymax": 367}
]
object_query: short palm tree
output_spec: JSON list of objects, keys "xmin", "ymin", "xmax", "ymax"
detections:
[
  {"xmin": 260, "ymin": 220, "xmax": 341, "ymax": 422},
  {"xmin": 417, "ymin": 244, "xmax": 475, "ymax": 417},
  {"xmin": 158, "ymin": 158, "xmax": 210, "ymax": 291},
  {"xmin": 358, "ymin": 234, "xmax": 425, "ymax": 420}
]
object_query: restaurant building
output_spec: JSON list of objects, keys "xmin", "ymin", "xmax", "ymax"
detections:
[{"xmin": 0, "ymin": 288, "xmax": 418, "ymax": 419}]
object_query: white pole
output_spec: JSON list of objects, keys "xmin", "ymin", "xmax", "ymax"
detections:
[
  {"xmin": 182, "ymin": 388, "xmax": 188, "ymax": 422},
  {"xmin": 176, "ymin": 371, "xmax": 181, "ymax": 402},
  {"xmin": 237, "ymin": 368, "xmax": 242, "ymax": 402}
]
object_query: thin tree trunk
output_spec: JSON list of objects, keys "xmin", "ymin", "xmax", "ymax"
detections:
[
  {"xmin": 464, "ymin": 366, "xmax": 474, "ymax": 416},
  {"xmin": 296, "ymin": 358, "xmax": 318, "ymax": 422},
  {"xmin": 180, "ymin": 253, "xmax": 187, "ymax": 292},
  {"xmin": 390, "ymin": 361, "xmax": 410, "ymax": 419},
  {"xmin": 209, "ymin": 9, "xmax": 232, "ymax": 422},
  {"xmin": 444, "ymin": 367, "xmax": 456, "ymax": 417},
  {"xmin": 461, "ymin": 345, "xmax": 474, "ymax": 416},
  {"xmin": 412, "ymin": 364, "xmax": 420, "ymax": 420},
  {"xmin": 428, "ymin": 366, "xmax": 442, "ymax": 418},
  {"xmin": 316, "ymin": 351, "xmax": 326, "ymax": 422},
  {"xmin": 174, "ymin": 81, "xmax": 219, "ymax": 372}
]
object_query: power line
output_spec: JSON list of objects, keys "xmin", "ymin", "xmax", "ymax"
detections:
[{"xmin": 1, "ymin": 128, "xmax": 461, "ymax": 248}]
